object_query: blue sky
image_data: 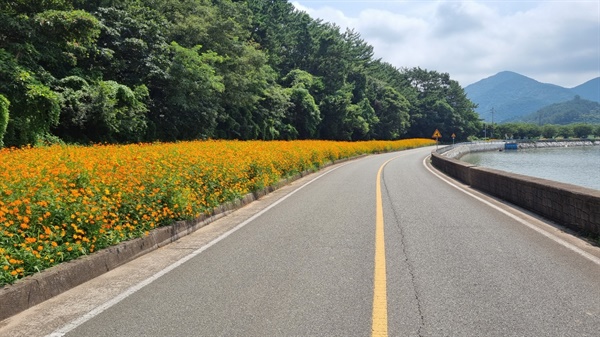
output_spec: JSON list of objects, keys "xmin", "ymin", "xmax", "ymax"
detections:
[{"xmin": 292, "ymin": 1, "xmax": 600, "ymax": 88}]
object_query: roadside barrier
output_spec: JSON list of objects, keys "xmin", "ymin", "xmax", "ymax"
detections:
[{"xmin": 431, "ymin": 141, "xmax": 600, "ymax": 237}]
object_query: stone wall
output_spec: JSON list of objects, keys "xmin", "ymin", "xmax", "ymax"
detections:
[{"xmin": 431, "ymin": 145, "xmax": 600, "ymax": 236}]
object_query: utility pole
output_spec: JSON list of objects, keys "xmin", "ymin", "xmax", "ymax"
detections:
[
  {"xmin": 490, "ymin": 108, "xmax": 495, "ymax": 139},
  {"xmin": 483, "ymin": 123, "xmax": 487, "ymax": 140}
]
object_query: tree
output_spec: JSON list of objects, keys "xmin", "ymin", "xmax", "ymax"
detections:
[
  {"xmin": 87, "ymin": 6, "xmax": 170, "ymax": 88},
  {"xmin": 254, "ymin": 84, "xmax": 291, "ymax": 140},
  {"xmin": 572, "ymin": 123, "xmax": 593, "ymax": 138},
  {"xmin": 0, "ymin": 50, "xmax": 61, "ymax": 146},
  {"xmin": 558, "ymin": 125, "xmax": 574, "ymax": 138},
  {"xmin": 401, "ymin": 67, "xmax": 480, "ymax": 141},
  {"xmin": 33, "ymin": 9, "xmax": 101, "ymax": 78},
  {"xmin": 368, "ymin": 79, "xmax": 410, "ymax": 140},
  {"xmin": 541, "ymin": 124, "xmax": 558, "ymax": 139},
  {"xmin": 53, "ymin": 76, "xmax": 149, "ymax": 143},
  {"xmin": 281, "ymin": 69, "xmax": 321, "ymax": 139},
  {"xmin": 215, "ymin": 42, "xmax": 277, "ymax": 140},
  {"xmin": 156, "ymin": 42, "xmax": 224, "ymax": 141},
  {"xmin": 1, "ymin": 0, "xmax": 485, "ymax": 145},
  {"xmin": 0, "ymin": 94, "xmax": 8, "ymax": 147},
  {"xmin": 517, "ymin": 123, "xmax": 540, "ymax": 139},
  {"xmin": 247, "ymin": 0, "xmax": 298, "ymax": 71},
  {"xmin": 0, "ymin": 2, "xmax": 103, "ymax": 146},
  {"xmin": 318, "ymin": 85, "xmax": 353, "ymax": 140}
]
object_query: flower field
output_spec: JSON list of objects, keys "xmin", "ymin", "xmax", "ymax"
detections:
[{"xmin": 0, "ymin": 139, "xmax": 434, "ymax": 285}]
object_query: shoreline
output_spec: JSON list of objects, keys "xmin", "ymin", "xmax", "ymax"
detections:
[{"xmin": 440, "ymin": 139, "xmax": 600, "ymax": 159}]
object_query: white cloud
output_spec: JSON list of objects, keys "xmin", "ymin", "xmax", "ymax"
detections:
[{"xmin": 292, "ymin": 1, "xmax": 600, "ymax": 88}]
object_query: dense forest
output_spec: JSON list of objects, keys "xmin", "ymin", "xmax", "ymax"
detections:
[
  {"xmin": 0, "ymin": 0, "xmax": 481, "ymax": 148},
  {"xmin": 517, "ymin": 96, "xmax": 600, "ymax": 125}
]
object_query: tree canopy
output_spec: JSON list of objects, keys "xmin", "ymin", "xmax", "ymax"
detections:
[
  {"xmin": 0, "ymin": 0, "xmax": 481, "ymax": 147},
  {"xmin": 518, "ymin": 95, "xmax": 600, "ymax": 125}
]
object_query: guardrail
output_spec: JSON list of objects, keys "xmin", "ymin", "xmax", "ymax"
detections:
[{"xmin": 431, "ymin": 142, "xmax": 600, "ymax": 237}]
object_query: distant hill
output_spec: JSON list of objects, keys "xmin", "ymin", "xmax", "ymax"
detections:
[
  {"xmin": 515, "ymin": 96, "xmax": 600, "ymax": 125},
  {"xmin": 464, "ymin": 71, "xmax": 600, "ymax": 123},
  {"xmin": 571, "ymin": 77, "xmax": 600, "ymax": 102}
]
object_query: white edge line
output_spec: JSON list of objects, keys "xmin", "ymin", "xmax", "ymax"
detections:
[
  {"xmin": 47, "ymin": 162, "xmax": 351, "ymax": 337},
  {"xmin": 423, "ymin": 155, "xmax": 600, "ymax": 266}
]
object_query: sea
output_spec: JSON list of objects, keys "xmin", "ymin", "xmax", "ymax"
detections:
[{"xmin": 460, "ymin": 145, "xmax": 600, "ymax": 191}]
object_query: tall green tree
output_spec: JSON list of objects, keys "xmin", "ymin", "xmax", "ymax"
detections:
[
  {"xmin": 572, "ymin": 123, "xmax": 593, "ymax": 138},
  {"xmin": 0, "ymin": 50, "xmax": 61, "ymax": 146},
  {"xmin": 541, "ymin": 124, "xmax": 558, "ymax": 139},
  {"xmin": 0, "ymin": 94, "xmax": 9, "ymax": 147},
  {"xmin": 368, "ymin": 79, "xmax": 410, "ymax": 140},
  {"xmin": 401, "ymin": 67, "xmax": 480, "ymax": 141},
  {"xmin": 281, "ymin": 69, "xmax": 321, "ymax": 139},
  {"xmin": 215, "ymin": 42, "xmax": 277, "ymax": 139},
  {"xmin": 157, "ymin": 43, "xmax": 224, "ymax": 141}
]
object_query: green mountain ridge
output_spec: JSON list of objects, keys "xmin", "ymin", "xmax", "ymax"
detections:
[
  {"xmin": 514, "ymin": 96, "xmax": 600, "ymax": 125},
  {"xmin": 465, "ymin": 71, "xmax": 600, "ymax": 123}
]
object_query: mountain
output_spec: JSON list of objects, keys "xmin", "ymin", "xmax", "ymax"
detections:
[
  {"xmin": 571, "ymin": 77, "xmax": 600, "ymax": 102},
  {"xmin": 516, "ymin": 96, "xmax": 600, "ymax": 125},
  {"xmin": 464, "ymin": 71, "xmax": 599, "ymax": 123}
]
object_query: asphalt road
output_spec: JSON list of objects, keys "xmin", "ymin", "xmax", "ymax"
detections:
[{"xmin": 3, "ymin": 146, "xmax": 599, "ymax": 336}]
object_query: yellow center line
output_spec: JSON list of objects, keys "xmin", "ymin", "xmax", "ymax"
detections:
[{"xmin": 372, "ymin": 156, "xmax": 398, "ymax": 337}]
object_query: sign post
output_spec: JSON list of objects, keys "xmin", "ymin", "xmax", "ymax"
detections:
[
  {"xmin": 432, "ymin": 129, "xmax": 442, "ymax": 149},
  {"xmin": 451, "ymin": 133, "xmax": 456, "ymax": 145}
]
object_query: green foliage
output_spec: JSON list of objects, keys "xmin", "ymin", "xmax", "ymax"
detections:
[
  {"xmin": 541, "ymin": 124, "xmax": 558, "ymax": 138},
  {"xmin": 285, "ymin": 85, "xmax": 321, "ymax": 139},
  {"xmin": 521, "ymin": 96, "xmax": 600, "ymax": 125},
  {"xmin": 0, "ymin": 0, "xmax": 76, "ymax": 14},
  {"xmin": 53, "ymin": 76, "xmax": 148, "ymax": 143},
  {"xmin": 31, "ymin": 10, "xmax": 101, "ymax": 77},
  {"xmin": 89, "ymin": 6, "xmax": 170, "ymax": 86},
  {"xmin": 215, "ymin": 42, "xmax": 276, "ymax": 140},
  {"xmin": 491, "ymin": 122, "xmax": 599, "ymax": 140},
  {"xmin": 0, "ymin": 94, "xmax": 9, "ymax": 147},
  {"xmin": 558, "ymin": 125, "xmax": 574, "ymax": 138},
  {"xmin": 572, "ymin": 123, "xmax": 594, "ymax": 138},
  {"xmin": 401, "ymin": 67, "xmax": 480, "ymax": 141},
  {"xmin": 90, "ymin": 80, "xmax": 148, "ymax": 142},
  {"xmin": 1, "ymin": 0, "xmax": 482, "ymax": 145},
  {"xmin": 0, "ymin": 49, "xmax": 61, "ymax": 146},
  {"xmin": 255, "ymin": 84, "xmax": 291, "ymax": 140},
  {"xmin": 369, "ymin": 81, "xmax": 410, "ymax": 140},
  {"xmin": 493, "ymin": 123, "xmax": 540, "ymax": 139},
  {"xmin": 319, "ymin": 85, "xmax": 354, "ymax": 140},
  {"xmin": 158, "ymin": 42, "xmax": 224, "ymax": 140}
]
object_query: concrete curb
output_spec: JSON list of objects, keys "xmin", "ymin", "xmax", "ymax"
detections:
[{"xmin": 0, "ymin": 157, "xmax": 361, "ymax": 322}]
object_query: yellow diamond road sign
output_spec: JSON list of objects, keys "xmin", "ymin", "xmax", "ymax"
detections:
[{"xmin": 432, "ymin": 129, "xmax": 442, "ymax": 138}]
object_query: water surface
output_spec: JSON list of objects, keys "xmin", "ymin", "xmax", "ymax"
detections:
[{"xmin": 461, "ymin": 145, "xmax": 600, "ymax": 191}]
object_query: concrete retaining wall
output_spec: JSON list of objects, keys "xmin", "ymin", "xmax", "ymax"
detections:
[{"xmin": 431, "ymin": 144, "xmax": 600, "ymax": 237}]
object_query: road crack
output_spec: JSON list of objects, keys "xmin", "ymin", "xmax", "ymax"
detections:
[{"xmin": 382, "ymin": 172, "xmax": 425, "ymax": 337}]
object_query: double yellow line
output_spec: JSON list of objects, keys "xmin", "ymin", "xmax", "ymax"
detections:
[{"xmin": 372, "ymin": 156, "xmax": 399, "ymax": 336}]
